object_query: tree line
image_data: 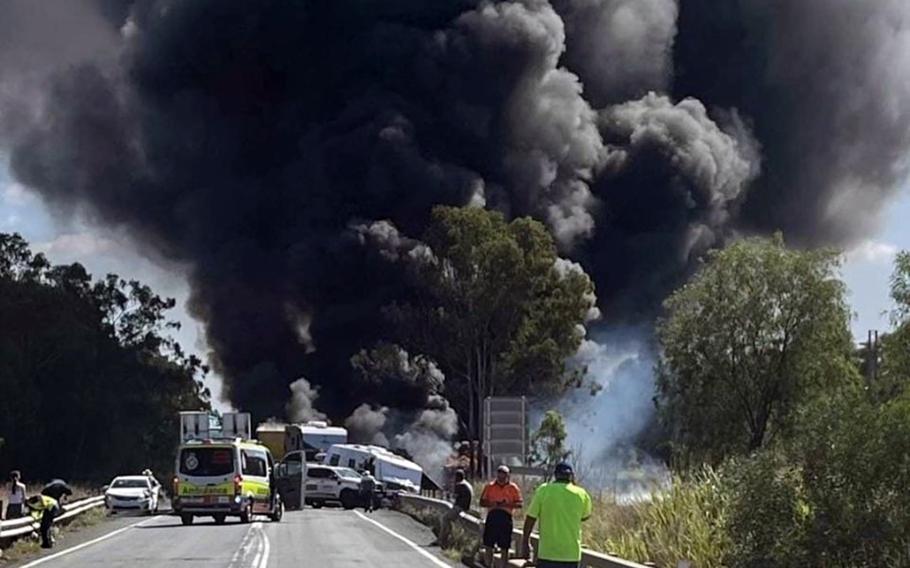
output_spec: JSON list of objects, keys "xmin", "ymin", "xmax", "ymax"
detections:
[
  {"xmin": 0, "ymin": 233, "xmax": 209, "ymax": 483},
  {"xmin": 653, "ymin": 236, "xmax": 910, "ymax": 567}
]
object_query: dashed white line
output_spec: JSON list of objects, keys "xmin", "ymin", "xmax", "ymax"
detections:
[
  {"xmin": 19, "ymin": 515, "xmax": 165, "ymax": 568},
  {"xmin": 354, "ymin": 511, "xmax": 450, "ymax": 568}
]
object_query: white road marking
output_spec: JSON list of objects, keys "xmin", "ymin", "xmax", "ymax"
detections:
[
  {"xmin": 256, "ymin": 523, "xmax": 271, "ymax": 568},
  {"xmin": 229, "ymin": 523, "xmax": 257, "ymax": 568},
  {"xmin": 250, "ymin": 523, "xmax": 264, "ymax": 568},
  {"xmin": 229, "ymin": 521, "xmax": 270, "ymax": 568},
  {"xmin": 19, "ymin": 515, "xmax": 164, "ymax": 568},
  {"xmin": 354, "ymin": 511, "xmax": 450, "ymax": 568}
]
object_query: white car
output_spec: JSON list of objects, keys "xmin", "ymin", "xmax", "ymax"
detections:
[
  {"xmin": 305, "ymin": 465, "xmax": 369, "ymax": 510},
  {"xmin": 105, "ymin": 475, "xmax": 160, "ymax": 515}
]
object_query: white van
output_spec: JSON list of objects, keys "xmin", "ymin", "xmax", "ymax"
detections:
[
  {"xmin": 172, "ymin": 439, "xmax": 282, "ymax": 525},
  {"xmin": 323, "ymin": 444, "xmax": 422, "ymax": 493}
]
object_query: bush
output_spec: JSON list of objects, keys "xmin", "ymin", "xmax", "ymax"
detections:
[
  {"xmin": 724, "ymin": 453, "xmax": 811, "ymax": 568},
  {"xmin": 722, "ymin": 391, "xmax": 910, "ymax": 567},
  {"xmin": 793, "ymin": 393, "xmax": 910, "ymax": 566}
]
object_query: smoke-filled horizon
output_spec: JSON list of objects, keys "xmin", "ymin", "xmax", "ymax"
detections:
[{"xmin": 1, "ymin": 0, "xmax": 909, "ymax": 426}]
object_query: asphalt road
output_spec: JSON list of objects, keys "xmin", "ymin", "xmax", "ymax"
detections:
[{"xmin": 13, "ymin": 508, "xmax": 456, "ymax": 568}]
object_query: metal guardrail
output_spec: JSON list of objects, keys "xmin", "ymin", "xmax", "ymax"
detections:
[
  {"xmin": 0, "ymin": 496, "xmax": 105, "ymax": 541},
  {"xmin": 397, "ymin": 493, "xmax": 653, "ymax": 568}
]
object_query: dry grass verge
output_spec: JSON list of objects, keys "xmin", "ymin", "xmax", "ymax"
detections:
[{"xmin": 0, "ymin": 506, "xmax": 106, "ymax": 565}]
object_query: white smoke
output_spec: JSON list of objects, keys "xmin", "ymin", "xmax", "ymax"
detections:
[
  {"xmin": 548, "ymin": 326, "xmax": 667, "ymax": 494},
  {"xmin": 285, "ymin": 377, "xmax": 327, "ymax": 423}
]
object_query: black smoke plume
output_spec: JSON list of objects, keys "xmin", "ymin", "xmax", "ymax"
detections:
[{"xmin": 1, "ymin": 0, "xmax": 908, "ymax": 421}]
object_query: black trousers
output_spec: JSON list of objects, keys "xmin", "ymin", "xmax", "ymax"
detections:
[
  {"xmin": 536, "ymin": 560, "xmax": 580, "ymax": 568},
  {"xmin": 40, "ymin": 507, "xmax": 58, "ymax": 547},
  {"xmin": 360, "ymin": 490, "xmax": 374, "ymax": 511}
]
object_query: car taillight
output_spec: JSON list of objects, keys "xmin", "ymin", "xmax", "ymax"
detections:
[
  {"xmin": 234, "ymin": 475, "xmax": 243, "ymax": 495},
  {"xmin": 173, "ymin": 476, "xmax": 180, "ymax": 494}
]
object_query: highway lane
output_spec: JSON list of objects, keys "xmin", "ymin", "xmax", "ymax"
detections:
[{"xmin": 15, "ymin": 508, "xmax": 456, "ymax": 568}]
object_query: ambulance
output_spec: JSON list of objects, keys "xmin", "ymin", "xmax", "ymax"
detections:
[{"xmin": 172, "ymin": 412, "xmax": 284, "ymax": 525}]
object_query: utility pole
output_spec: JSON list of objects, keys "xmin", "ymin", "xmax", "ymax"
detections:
[{"xmin": 865, "ymin": 329, "xmax": 880, "ymax": 382}]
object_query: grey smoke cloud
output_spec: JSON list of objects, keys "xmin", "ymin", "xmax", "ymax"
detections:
[
  {"xmin": 345, "ymin": 404, "xmax": 391, "ymax": 447},
  {"xmin": 439, "ymin": 0, "xmax": 608, "ymax": 248},
  {"xmin": 285, "ymin": 378, "xmax": 327, "ymax": 423},
  {"xmin": 553, "ymin": 0, "xmax": 678, "ymax": 106},
  {"xmin": 394, "ymin": 395, "xmax": 458, "ymax": 477},
  {"xmin": 582, "ymin": 92, "xmax": 760, "ymax": 316},
  {"xmin": 674, "ymin": 0, "xmax": 910, "ymax": 247},
  {"xmin": 604, "ymin": 93, "xmax": 759, "ymax": 236}
]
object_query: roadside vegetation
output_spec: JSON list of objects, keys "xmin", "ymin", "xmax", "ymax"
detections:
[
  {"xmin": 0, "ymin": 233, "xmax": 210, "ymax": 483},
  {"xmin": 570, "ymin": 240, "xmax": 910, "ymax": 568},
  {"xmin": 504, "ymin": 239, "xmax": 910, "ymax": 567},
  {"xmin": 0, "ymin": 507, "xmax": 106, "ymax": 564}
]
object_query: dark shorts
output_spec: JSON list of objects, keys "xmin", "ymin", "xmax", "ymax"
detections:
[
  {"xmin": 482, "ymin": 508, "xmax": 513, "ymax": 549},
  {"xmin": 536, "ymin": 560, "xmax": 580, "ymax": 568}
]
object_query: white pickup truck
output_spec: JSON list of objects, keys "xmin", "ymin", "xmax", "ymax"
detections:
[{"xmin": 304, "ymin": 465, "xmax": 369, "ymax": 509}]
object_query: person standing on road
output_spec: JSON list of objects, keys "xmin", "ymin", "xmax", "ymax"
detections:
[
  {"xmin": 436, "ymin": 469, "xmax": 473, "ymax": 547},
  {"xmin": 520, "ymin": 462, "xmax": 592, "ymax": 568},
  {"xmin": 5, "ymin": 470, "xmax": 26, "ymax": 519},
  {"xmin": 480, "ymin": 465, "xmax": 523, "ymax": 568},
  {"xmin": 359, "ymin": 471, "xmax": 377, "ymax": 513}
]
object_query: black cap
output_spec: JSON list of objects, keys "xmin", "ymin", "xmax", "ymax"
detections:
[{"xmin": 554, "ymin": 462, "xmax": 573, "ymax": 478}]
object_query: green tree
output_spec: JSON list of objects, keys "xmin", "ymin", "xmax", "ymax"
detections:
[
  {"xmin": 656, "ymin": 235, "xmax": 855, "ymax": 466},
  {"xmin": 0, "ymin": 233, "xmax": 209, "ymax": 481},
  {"xmin": 878, "ymin": 251, "xmax": 910, "ymax": 400},
  {"xmin": 384, "ymin": 206, "xmax": 596, "ymax": 448},
  {"xmin": 530, "ymin": 410, "xmax": 570, "ymax": 471}
]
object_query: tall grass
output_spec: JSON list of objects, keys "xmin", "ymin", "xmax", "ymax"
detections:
[{"xmin": 584, "ymin": 468, "xmax": 732, "ymax": 568}]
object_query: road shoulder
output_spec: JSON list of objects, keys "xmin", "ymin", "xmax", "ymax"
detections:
[{"xmin": 2, "ymin": 511, "xmax": 161, "ymax": 567}]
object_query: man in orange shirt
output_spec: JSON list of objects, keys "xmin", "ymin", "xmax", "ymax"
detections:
[{"xmin": 480, "ymin": 465, "xmax": 523, "ymax": 568}]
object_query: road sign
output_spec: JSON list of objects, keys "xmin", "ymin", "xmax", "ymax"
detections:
[{"xmin": 483, "ymin": 396, "xmax": 528, "ymax": 474}]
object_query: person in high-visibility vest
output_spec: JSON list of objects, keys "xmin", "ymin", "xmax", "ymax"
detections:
[{"xmin": 26, "ymin": 494, "xmax": 60, "ymax": 548}]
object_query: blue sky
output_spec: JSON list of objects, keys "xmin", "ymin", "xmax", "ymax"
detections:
[
  {"xmin": 2, "ymin": 155, "xmax": 908, "ymax": 407},
  {"xmin": 840, "ymin": 187, "xmax": 910, "ymax": 339}
]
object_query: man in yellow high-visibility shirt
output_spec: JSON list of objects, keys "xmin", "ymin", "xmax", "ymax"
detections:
[
  {"xmin": 26, "ymin": 494, "xmax": 60, "ymax": 549},
  {"xmin": 520, "ymin": 462, "xmax": 592, "ymax": 568}
]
